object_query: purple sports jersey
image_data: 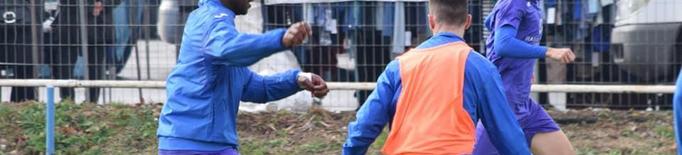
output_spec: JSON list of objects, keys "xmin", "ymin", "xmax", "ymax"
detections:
[
  {"xmin": 485, "ymin": 0, "xmax": 543, "ymax": 109},
  {"xmin": 474, "ymin": 0, "xmax": 560, "ymax": 154}
]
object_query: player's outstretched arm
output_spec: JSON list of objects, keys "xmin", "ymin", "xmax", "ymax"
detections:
[
  {"xmin": 204, "ymin": 21, "xmax": 311, "ymax": 66},
  {"xmin": 241, "ymin": 69, "xmax": 327, "ymax": 103},
  {"xmin": 494, "ymin": 26, "xmax": 575, "ymax": 63}
]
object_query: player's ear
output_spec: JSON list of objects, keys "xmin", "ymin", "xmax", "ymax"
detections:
[
  {"xmin": 428, "ymin": 14, "xmax": 437, "ymax": 32},
  {"xmin": 464, "ymin": 14, "xmax": 472, "ymax": 30}
]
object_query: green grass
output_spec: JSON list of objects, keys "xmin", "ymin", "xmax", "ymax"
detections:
[
  {"xmin": 655, "ymin": 125, "xmax": 675, "ymax": 139},
  {"xmin": 240, "ymin": 127, "xmax": 388, "ymax": 155},
  {"xmin": 1, "ymin": 102, "xmax": 675, "ymax": 155},
  {"xmin": 0, "ymin": 102, "xmax": 158, "ymax": 154}
]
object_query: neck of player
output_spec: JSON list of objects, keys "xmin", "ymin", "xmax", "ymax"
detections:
[{"xmin": 433, "ymin": 25, "xmax": 466, "ymax": 38}]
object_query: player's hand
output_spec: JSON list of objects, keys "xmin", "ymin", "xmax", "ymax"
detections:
[
  {"xmin": 297, "ymin": 73, "xmax": 329, "ymax": 98},
  {"xmin": 546, "ymin": 48, "xmax": 576, "ymax": 64},
  {"xmin": 282, "ymin": 22, "xmax": 312, "ymax": 48}
]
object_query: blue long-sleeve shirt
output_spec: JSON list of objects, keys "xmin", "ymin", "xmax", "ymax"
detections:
[
  {"xmin": 157, "ymin": 0, "xmax": 302, "ymax": 151},
  {"xmin": 674, "ymin": 70, "xmax": 682, "ymax": 155},
  {"xmin": 342, "ymin": 33, "xmax": 529, "ymax": 155}
]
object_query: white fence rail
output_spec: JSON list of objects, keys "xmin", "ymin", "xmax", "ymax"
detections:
[
  {"xmin": 264, "ymin": 0, "xmax": 428, "ymax": 5},
  {"xmin": 0, "ymin": 79, "xmax": 675, "ymax": 93}
]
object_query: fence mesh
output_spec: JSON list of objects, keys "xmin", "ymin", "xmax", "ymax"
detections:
[{"xmin": 0, "ymin": 0, "xmax": 680, "ymax": 111}]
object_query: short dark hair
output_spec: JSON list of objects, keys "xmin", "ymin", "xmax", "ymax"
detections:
[{"xmin": 429, "ymin": 0, "xmax": 468, "ymax": 25}]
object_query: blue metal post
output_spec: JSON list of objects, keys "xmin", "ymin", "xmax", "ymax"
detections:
[{"xmin": 46, "ymin": 85, "xmax": 55, "ymax": 155}]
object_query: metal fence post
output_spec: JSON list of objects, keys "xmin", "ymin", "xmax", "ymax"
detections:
[
  {"xmin": 78, "ymin": 0, "xmax": 91, "ymax": 102},
  {"xmin": 30, "ymin": 0, "xmax": 41, "ymax": 98},
  {"xmin": 144, "ymin": 3, "xmax": 152, "ymax": 81},
  {"xmin": 131, "ymin": 0, "xmax": 145, "ymax": 103},
  {"xmin": 45, "ymin": 85, "xmax": 55, "ymax": 155}
]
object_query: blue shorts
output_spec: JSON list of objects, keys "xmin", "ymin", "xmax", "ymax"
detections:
[
  {"xmin": 473, "ymin": 98, "xmax": 560, "ymax": 154},
  {"xmin": 159, "ymin": 148, "xmax": 239, "ymax": 155}
]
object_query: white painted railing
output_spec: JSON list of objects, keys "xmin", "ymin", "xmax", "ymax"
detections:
[{"xmin": 0, "ymin": 79, "xmax": 675, "ymax": 93}]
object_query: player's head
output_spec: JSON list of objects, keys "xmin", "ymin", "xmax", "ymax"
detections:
[
  {"xmin": 428, "ymin": 0, "xmax": 472, "ymax": 33},
  {"xmin": 221, "ymin": 0, "xmax": 253, "ymax": 15}
]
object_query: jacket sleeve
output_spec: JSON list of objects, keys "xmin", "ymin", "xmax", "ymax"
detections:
[
  {"xmin": 342, "ymin": 60, "xmax": 400, "ymax": 155},
  {"xmin": 204, "ymin": 20, "xmax": 288, "ymax": 66},
  {"xmin": 240, "ymin": 69, "xmax": 301, "ymax": 103},
  {"xmin": 469, "ymin": 54, "xmax": 531, "ymax": 155},
  {"xmin": 673, "ymin": 70, "xmax": 682, "ymax": 153}
]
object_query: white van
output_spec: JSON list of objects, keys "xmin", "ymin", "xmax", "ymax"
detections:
[{"xmin": 611, "ymin": 0, "xmax": 682, "ymax": 82}]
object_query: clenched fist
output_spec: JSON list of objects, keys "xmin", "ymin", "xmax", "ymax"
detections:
[
  {"xmin": 546, "ymin": 48, "xmax": 576, "ymax": 64},
  {"xmin": 282, "ymin": 22, "xmax": 312, "ymax": 48},
  {"xmin": 297, "ymin": 72, "xmax": 329, "ymax": 98}
]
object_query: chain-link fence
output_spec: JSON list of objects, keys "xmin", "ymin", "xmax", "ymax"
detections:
[
  {"xmin": 262, "ymin": 0, "xmax": 492, "ymax": 111},
  {"xmin": 262, "ymin": 0, "xmax": 681, "ymax": 110},
  {"xmin": 535, "ymin": 0, "xmax": 681, "ymax": 109},
  {"xmin": 0, "ymin": 0, "xmax": 680, "ymax": 111},
  {"xmin": 1, "ymin": 0, "xmax": 170, "ymax": 104}
]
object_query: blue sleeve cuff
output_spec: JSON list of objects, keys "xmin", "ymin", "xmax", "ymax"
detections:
[
  {"xmin": 537, "ymin": 46, "xmax": 548, "ymax": 57},
  {"xmin": 269, "ymin": 28, "xmax": 288, "ymax": 51},
  {"xmin": 288, "ymin": 69, "xmax": 302, "ymax": 91},
  {"xmin": 270, "ymin": 69, "xmax": 303, "ymax": 101},
  {"xmin": 272, "ymin": 69, "xmax": 302, "ymax": 94},
  {"xmin": 241, "ymin": 69, "xmax": 302, "ymax": 103}
]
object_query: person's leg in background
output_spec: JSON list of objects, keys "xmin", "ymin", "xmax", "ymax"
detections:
[
  {"xmin": 0, "ymin": 24, "xmax": 37, "ymax": 102},
  {"xmin": 45, "ymin": 0, "xmax": 87, "ymax": 103},
  {"xmin": 8, "ymin": 32, "xmax": 37, "ymax": 102},
  {"xmin": 44, "ymin": 25, "xmax": 79, "ymax": 102},
  {"xmin": 86, "ymin": 46, "xmax": 107, "ymax": 103},
  {"xmin": 8, "ymin": 51, "xmax": 37, "ymax": 102},
  {"xmin": 0, "ymin": 41, "xmax": 5, "ymax": 101},
  {"xmin": 546, "ymin": 58, "xmax": 567, "ymax": 111},
  {"xmin": 545, "ymin": 28, "xmax": 568, "ymax": 111},
  {"xmin": 52, "ymin": 47, "xmax": 77, "ymax": 101},
  {"xmin": 354, "ymin": 28, "xmax": 391, "ymax": 110},
  {"xmin": 49, "ymin": 47, "xmax": 103, "ymax": 103}
]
